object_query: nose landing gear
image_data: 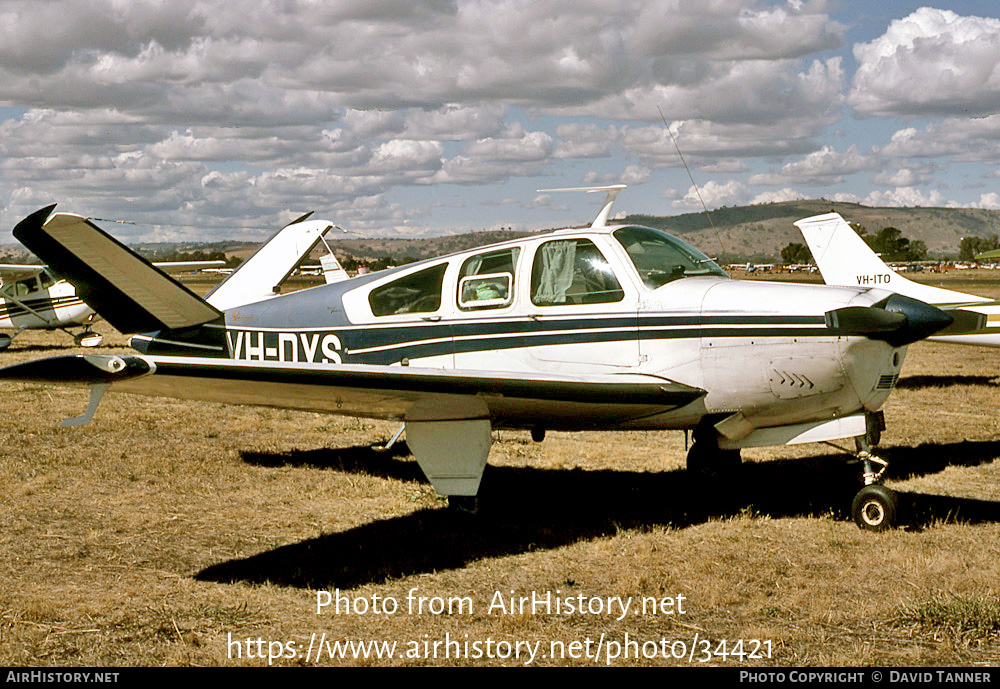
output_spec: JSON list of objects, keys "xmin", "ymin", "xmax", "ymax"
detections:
[{"xmin": 850, "ymin": 424, "xmax": 897, "ymax": 531}]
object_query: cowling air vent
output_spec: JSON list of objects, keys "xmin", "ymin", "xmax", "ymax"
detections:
[{"xmin": 875, "ymin": 373, "xmax": 899, "ymax": 391}]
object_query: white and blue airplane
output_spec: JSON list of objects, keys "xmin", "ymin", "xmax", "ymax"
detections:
[
  {"xmin": 794, "ymin": 212, "xmax": 995, "ymax": 346},
  {"xmin": 0, "ymin": 212, "xmax": 346, "ymax": 350},
  {"xmin": 0, "ymin": 189, "xmax": 956, "ymax": 530},
  {"xmin": 0, "ymin": 259, "xmax": 225, "ymax": 349}
]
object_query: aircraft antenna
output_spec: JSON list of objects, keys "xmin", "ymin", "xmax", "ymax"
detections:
[
  {"xmin": 318, "ymin": 225, "xmax": 350, "ymax": 256},
  {"xmin": 657, "ymin": 105, "xmax": 727, "ymax": 259},
  {"xmin": 87, "ymin": 217, "xmax": 137, "ymax": 225}
]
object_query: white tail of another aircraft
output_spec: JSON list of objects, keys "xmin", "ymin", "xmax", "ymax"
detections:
[
  {"xmin": 795, "ymin": 212, "xmax": 1000, "ymax": 346},
  {"xmin": 794, "ymin": 212, "xmax": 989, "ymax": 307},
  {"xmin": 320, "ymin": 253, "xmax": 349, "ymax": 283}
]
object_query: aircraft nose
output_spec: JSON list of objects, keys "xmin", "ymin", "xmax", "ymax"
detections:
[{"xmin": 825, "ymin": 293, "xmax": 953, "ymax": 346}]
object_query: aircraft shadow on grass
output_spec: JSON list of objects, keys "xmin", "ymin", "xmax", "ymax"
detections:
[
  {"xmin": 896, "ymin": 374, "xmax": 1000, "ymax": 390},
  {"xmin": 5, "ymin": 344, "xmax": 88, "ymax": 354},
  {"xmin": 195, "ymin": 439, "xmax": 1000, "ymax": 590}
]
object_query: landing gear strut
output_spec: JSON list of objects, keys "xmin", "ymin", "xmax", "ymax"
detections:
[
  {"xmin": 849, "ymin": 422, "xmax": 896, "ymax": 531},
  {"xmin": 686, "ymin": 422, "xmax": 741, "ymax": 478}
]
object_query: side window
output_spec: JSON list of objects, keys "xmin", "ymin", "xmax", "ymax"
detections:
[
  {"xmin": 457, "ymin": 247, "xmax": 519, "ymax": 310},
  {"xmin": 369, "ymin": 264, "xmax": 447, "ymax": 316},
  {"xmin": 13, "ymin": 278, "xmax": 35, "ymax": 297},
  {"xmin": 530, "ymin": 239, "xmax": 624, "ymax": 306}
]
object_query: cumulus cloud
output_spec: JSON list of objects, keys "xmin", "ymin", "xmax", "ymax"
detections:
[
  {"xmin": 671, "ymin": 180, "xmax": 749, "ymax": 210},
  {"xmin": 878, "ymin": 116, "xmax": 1000, "ymax": 163},
  {"xmin": 12, "ymin": 1, "xmax": 981, "ymax": 241},
  {"xmin": 862, "ymin": 187, "xmax": 956, "ymax": 208},
  {"xmin": 828, "ymin": 192, "xmax": 862, "ymax": 203},
  {"xmin": 850, "ymin": 7, "xmax": 1000, "ymax": 117},
  {"xmin": 581, "ymin": 165, "xmax": 650, "ymax": 185},
  {"xmin": 621, "ymin": 116, "xmax": 829, "ymax": 170},
  {"xmin": 750, "ymin": 188, "xmax": 807, "ymax": 204},
  {"xmin": 871, "ymin": 167, "xmax": 934, "ymax": 187},
  {"xmin": 971, "ymin": 192, "xmax": 1000, "ymax": 210},
  {"xmin": 748, "ymin": 145, "xmax": 879, "ymax": 186},
  {"xmin": 701, "ymin": 160, "xmax": 749, "ymax": 174}
]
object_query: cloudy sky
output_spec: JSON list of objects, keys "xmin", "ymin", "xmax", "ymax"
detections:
[{"xmin": 1, "ymin": 0, "xmax": 1000, "ymax": 243}]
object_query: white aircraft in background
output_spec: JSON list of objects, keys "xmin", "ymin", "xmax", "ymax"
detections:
[
  {"xmin": 0, "ymin": 191, "xmax": 956, "ymax": 531},
  {"xmin": 0, "ymin": 259, "xmax": 224, "ymax": 349},
  {"xmin": 295, "ymin": 254, "xmax": 350, "ymax": 283},
  {"xmin": 795, "ymin": 212, "xmax": 994, "ymax": 346},
  {"xmin": 0, "ymin": 211, "xmax": 344, "ymax": 350}
]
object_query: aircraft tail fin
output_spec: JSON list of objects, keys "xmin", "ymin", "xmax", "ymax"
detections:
[
  {"xmin": 203, "ymin": 212, "xmax": 336, "ymax": 310},
  {"xmin": 13, "ymin": 205, "xmax": 223, "ymax": 334},
  {"xmin": 320, "ymin": 253, "xmax": 349, "ymax": 283},
  {"xmin": 794, "ymin": 212, "xmax": 981, "ymax": 306}
]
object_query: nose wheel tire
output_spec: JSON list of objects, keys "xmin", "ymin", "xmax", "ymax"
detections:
[{"xmin": 851, "ymin": 484, "xmax": 897, "ymax": 532}]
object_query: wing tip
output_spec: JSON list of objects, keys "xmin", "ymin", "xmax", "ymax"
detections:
[{"xmin": 12, "ymin": 204, "xmax": 58, "ymax": 241}]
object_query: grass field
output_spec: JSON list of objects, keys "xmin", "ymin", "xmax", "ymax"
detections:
[{"xmin": 1, "ymin": 272, "xmax": 1000, "ymax": 666}]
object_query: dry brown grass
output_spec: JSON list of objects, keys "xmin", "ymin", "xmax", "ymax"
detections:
[{"xmin": 2, "ymin": 273, "xmax": 1000, "ymax": 666}]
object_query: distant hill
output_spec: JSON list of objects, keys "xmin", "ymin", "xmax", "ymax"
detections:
[
  {"xmin": 622, "ymin": 200, "xmax": 1000, "ymax": 261},
  {"xmin": 324, "ymin": 201, "xmax": 1000, "ymax": 264}
]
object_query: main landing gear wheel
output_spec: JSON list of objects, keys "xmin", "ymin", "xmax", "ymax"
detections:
[
  {"xmin": 74, "ymin": 330, "xmax": 104, "ymax": 347},
  {"xmin": 851, "ymin": 484, "xmax": 897, "ymax": 532}
]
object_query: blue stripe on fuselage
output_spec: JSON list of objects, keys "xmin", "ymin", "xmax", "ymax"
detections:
[{"xmin": 144, "ymin": 313, "xmax": 832, "ymax": 363}]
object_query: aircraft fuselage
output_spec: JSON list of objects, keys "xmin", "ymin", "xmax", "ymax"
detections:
[{"xmin": 130, "ymin": 225, "xmax": 910, "ymax": 440}]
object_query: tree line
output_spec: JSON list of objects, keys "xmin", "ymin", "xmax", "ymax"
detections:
[{"xmin": 780, "ymin": 223, "xmax": 928, "ymax": 265}]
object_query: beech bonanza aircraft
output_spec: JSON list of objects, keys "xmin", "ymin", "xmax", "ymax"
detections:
[
  {"xmin": 0, "ymin": 190, "xmax": 957, "ymax": 530},
  {"xmin": 0, "ymin": 212, "xmax": 344, "ymax": 350},
  {"xmin": 795, "ymin": 212, "xmax": 996, "ymax": 346}
]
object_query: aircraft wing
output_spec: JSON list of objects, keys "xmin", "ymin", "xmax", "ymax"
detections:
[
  {"xmin": 0, "ymin": 263, "xmax": 46, "ymax": 280},
  {"xmin": 0, "ymin": 258, "xmax": 223, "ymax": 280},
  {"xmin": 0, "ymin": 354, "xmax": 706, "ymax": 426}
]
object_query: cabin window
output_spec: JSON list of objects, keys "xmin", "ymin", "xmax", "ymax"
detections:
[
  {"xmin": 457, "ymin": 247, "xmax": 519, "ymax": 310},
  {"xmin": 12, "ymin": 277, "xmax": 36, "ymax": 297},
  {"xmin": 613, "ymin": 226, "xmax": 727, "ymax": 289},
  {"xmin": 530, "ymin": 238, "xmax": 624, "ymax": 305},
  {"xmin": 368, "ymin": 264, "xmax": 447, "ymax": 316}
]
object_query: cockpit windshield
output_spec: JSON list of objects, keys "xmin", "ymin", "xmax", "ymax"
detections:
[{"xmin": 613, "ymin": 226, "xmax": 728, "ymax": 289}]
